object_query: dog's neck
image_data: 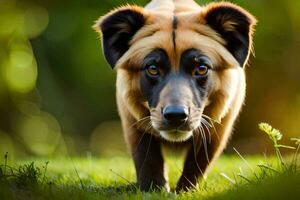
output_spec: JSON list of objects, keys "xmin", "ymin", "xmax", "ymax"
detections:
[{"xmin": 145, "ymin": 0, "xmax": 202, "ymax": 13}]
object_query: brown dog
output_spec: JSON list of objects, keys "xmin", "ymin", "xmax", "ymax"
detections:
[{"xmin": 94, "ymin": 0, "xmax": 256, "ymax": 192}]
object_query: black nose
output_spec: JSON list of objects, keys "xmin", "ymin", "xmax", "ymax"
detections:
[{"xmin": 163, "ymin": 105, "xmax": 189, "ymax": 122}]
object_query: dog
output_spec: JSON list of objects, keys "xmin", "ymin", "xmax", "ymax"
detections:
[{"xmin": 94, "ymin": 0, "xmax": 256, "ymax": 191}]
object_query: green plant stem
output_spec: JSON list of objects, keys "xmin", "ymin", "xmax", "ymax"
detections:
[
  {"xmin": 4, "ymin": 152, "xmax": 8, "ymax": 176},
  {"xmin": 42, "ymin": 161, "xmax": 49, "ymax": 184}
]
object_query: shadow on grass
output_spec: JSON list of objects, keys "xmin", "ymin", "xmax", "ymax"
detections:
[
  {"xmin": 0, "ymin": 181, "xmax": 140, "ymax": 200},
  {"xmin": 206, "ymin": 173, "xmax": 300, "ymax": 200}
]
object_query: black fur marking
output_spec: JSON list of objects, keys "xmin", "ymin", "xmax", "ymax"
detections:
[
  {"xmin": 100, "ymin": 9, "xmax": 145, "ymax": 68},
  {"xmin": 204, "ymin": 6, "xmax": 252, "ymax": 67},
  {"xmin": 140, "ymin": 49, "xmax": 171, "ymax": 108},
  {"xmin": 179, "ymin": 49, "xmax": 212, "ymax": 107},
  {"xmin": 172, "ymin": 16, "xmax": 178, "ymax": 50},
  {"xmin": 140, "ymin": 48, "xmax": 212, "ymax": 110}
]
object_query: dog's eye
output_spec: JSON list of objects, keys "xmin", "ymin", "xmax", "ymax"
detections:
[
  {"xmin": 194, "ymin": 64, "xmax": 209, "ymax": 77},
  {"xmin": 146, "ymin": 65, "xmax": 160, "ymax": 77}
]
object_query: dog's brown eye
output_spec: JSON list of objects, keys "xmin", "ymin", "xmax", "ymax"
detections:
[
  {"xmin": 146, "ymin": 65, "xmax": 160, "ymax": 77},
  {"xmin": 194, "ymin": 64, "xmax": 209, "ymax": 77}
]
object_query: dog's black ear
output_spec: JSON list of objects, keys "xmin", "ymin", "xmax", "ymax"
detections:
[
  {"xmin": 94, "ymin": 6, "xmax": 146, "ymax": 68},
  {"xmin": 203, "ymin": 2, "xmax": 256, "ymax": 67}
]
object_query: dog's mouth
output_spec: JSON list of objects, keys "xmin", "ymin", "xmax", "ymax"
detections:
[
  {"xmin": 151, "ymin": 117, "xmax": 201, "ymax": 142},
  {"xmin": 159, "ymin": 129, "xmax": 193, "ymax": 142}
]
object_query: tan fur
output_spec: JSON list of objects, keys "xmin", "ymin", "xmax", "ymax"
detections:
[{"xmin": 95, "ymin": 0, "xmax": 256, "ymax": 191}]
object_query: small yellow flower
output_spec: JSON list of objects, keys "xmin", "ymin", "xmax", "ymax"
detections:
[{"xmin": 259, "ymin": 122, "xmax": 282, "ymax": 141}]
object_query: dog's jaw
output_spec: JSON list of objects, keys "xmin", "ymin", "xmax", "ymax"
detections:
[{"xmin": 160, "ymin": 130, "xmax": 193, "ymax": 142}]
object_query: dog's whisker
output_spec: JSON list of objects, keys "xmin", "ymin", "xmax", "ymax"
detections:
[
  {"xmin": 202, "ymin": 115, "xmax": 221, "ymax": 140},
  {"xmin": 201, "ymin": 118, "xmax": 212, "ymax": 144},
  {"xmin": 130, "ymin": 116, "xmax": 151, "ymax": 128},
  {"xmin": 136, "ymin": 118, "xmax": 151, "ymax": 130},
  {"xmin": 202, "ymin": 114, "xmax": 222, "ymax": 125},
  {"xmin": 192, "ymin": 134, "xmax": 204, "ymax": 177},
  {"xmin": 198, "ymin": 125, "xmax": 210, "ymax": 163},
  {"xmin": 201, "ymin": 117, "xmax": 213, "ymax": 128}
]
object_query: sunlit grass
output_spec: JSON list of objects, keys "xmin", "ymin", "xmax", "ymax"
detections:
[
  {"xmin": 0, "ymin": 123, "xmax": 299, "ymax": 199},
  {"xmin": 0, "ymin": 154, "xmax": 298, "ymax": 200}
]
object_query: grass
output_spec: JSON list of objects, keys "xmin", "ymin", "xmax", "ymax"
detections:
[
  {"xmin": 0, "ymin": 155, "xmax": 299, "ymax": 200},
  {"xmin": 0, "ymin": 123, "xmax": 299, "ymax": 199}
]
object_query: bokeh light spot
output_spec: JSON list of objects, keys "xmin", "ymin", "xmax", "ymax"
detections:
[
  {"xmin": 90, "ymin": 121, "xmax": 127, "ymax": 156},
  {"xmin": 4, "ymin": 42, "xmax": 37, "ymax": 93},
  {"xmin": 23, "ymin": 6, "xmax": 49, "ymax": 38},
  {"xmin": 17, "ymin": 112, "xmax": 62, "ymax": 156}
]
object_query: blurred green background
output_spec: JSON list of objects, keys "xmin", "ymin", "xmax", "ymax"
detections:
[{"xmin": 0, "ymin": 0, "xmax": 299, "ymax": 158}]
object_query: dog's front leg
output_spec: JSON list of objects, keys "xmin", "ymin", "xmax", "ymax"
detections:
[
  {"xmin": 176, "ymin": 133, "xmax": 218, "ymax": 192},
  {"xmin": 130, "ymin": 132, "xmax": 168, "ymax": 191}
]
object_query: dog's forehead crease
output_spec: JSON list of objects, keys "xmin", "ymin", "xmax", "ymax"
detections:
[{"xmin": 128, "ymin": 13, "xmax": 235, "ymax": 70}]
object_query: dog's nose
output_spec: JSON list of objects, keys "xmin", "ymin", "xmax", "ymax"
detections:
[{"xmin": 163, "ymin": 105, "xmax": 189, "ymax": 122}]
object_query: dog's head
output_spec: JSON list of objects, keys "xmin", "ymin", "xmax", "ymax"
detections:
[{"xmin": 94, "ymin": 2, "xmax": 256, "ymax": 142}]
